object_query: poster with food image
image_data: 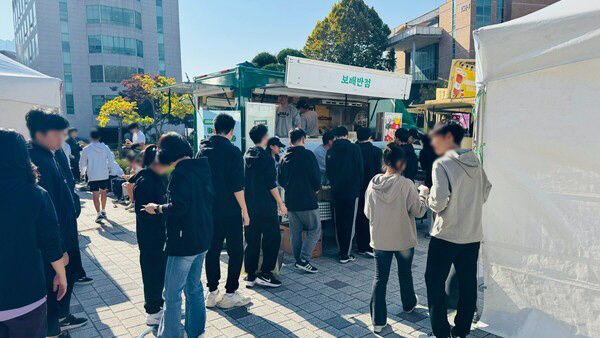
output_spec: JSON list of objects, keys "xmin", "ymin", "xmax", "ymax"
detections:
[
  {"xmin": 198, "ymin": 108, "xmax": 242, "ymax": 150},
  {"xmin": 447, "ymin": 59, "xmax": 476, "ymax": 99},
  {"xmin": 383, "ymin": 112, "xmax": 403, "ymax": 142}
]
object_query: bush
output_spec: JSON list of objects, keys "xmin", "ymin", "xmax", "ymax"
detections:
[
  {"xmin": 277, "ymin": 48, "xmax": 305, "ymax": 65},
  {"xmin": 252, "ymin": 52, "xmax": 277, "ymax": 68},
  {"xmin": 262, "ymin": 63, "xmax": 285, "ymax": 71}
]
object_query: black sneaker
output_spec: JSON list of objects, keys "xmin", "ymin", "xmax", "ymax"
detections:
[
  {"xmin": 245, "ymin": 275, "xmax": 256, "ymax": 288},
  {"xmin": 75, "ymin": 276, "xmax": 94, "ymax": 285},
  {"xmin": 59, "ymin": 315, "xmax": 88, "ymax": 331},
  {"xmin": 256, "ymin": 272, "xmax": 282, "ymax": 288},
  {"xmin": 339, "ymin": 254, "xmax": 356, "ymax": 264},
  {"xmin": 294, "ymin": 260, "xmax": 318, "ymax": 273}
]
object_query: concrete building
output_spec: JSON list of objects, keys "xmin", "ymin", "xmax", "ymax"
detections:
[
  {"xmin": 389, "ymin": 0, "xmax": 559, "ymax": 90},
  {"xmin": 12, "ymin": 0, "xmax": 182, "ymax": 137}
]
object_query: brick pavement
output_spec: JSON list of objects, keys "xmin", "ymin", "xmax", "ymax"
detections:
[{"xmin": 67, "ymin": 190, "xmax": 502, "ymax": 338}]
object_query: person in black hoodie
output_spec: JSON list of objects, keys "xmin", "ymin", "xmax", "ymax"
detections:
[
  {"xmin": 25, "ymin": 108, "xmax": 88, "ymax": 336},
  {"xmin": 143, "ymin": 132, "xmax": 213, "ymax": 338},
  {"xmin": 0, "ymin": 129, "xmax": 67, "ymax": 338},
  {"xmin": 244, "ymin": 124, "xmax": 287, "ymax": 288},
  {"xmin": 326, "ymin": 126, "xmax": 364, "ymax": 264},
  {"xmin": 197, "ymin": 113, "xmax": 251, "ymax": 309},
  {"xmin": 65, "ymin": 128, "xmax": 82, "ymax": 182},
  {"xmin": 132, "ymin": 145, "xmax": 168, "ymax": 326},
  {"xmin": 394, "ymin": 128, "xmax": 418, "ymax": 181},
  {"xmin": 355, "ymin": 127, "xmax": 383, "ymax": 257},
  {"xmin": 278, "ymin": 128, "xmax": 321, "ymax": 273}
]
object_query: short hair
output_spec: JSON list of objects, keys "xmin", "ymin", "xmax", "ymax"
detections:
[
  {"xmin": 249, "ymin": 124, "xmax": 268, "ymax": 144},
  {"xmin": 90, "ymin": 129, "xmax": 101, "ymax": 140},
  {"xmin": 214, "ymin": 113, "xmax": 236, "ymax": 135},
  {"xmin": 126, "ymin": 151, "xmax": 136, "ymax": 162},
  {"xmin": 383, "ymin": 143, "xmax": 406, "ymax": 172},
  {"xmin": 68, "ymin": 128, "xmax": 78, "ymax": 135},
  {"xmin": 332, "ymin": 126, "xmax": 348, "ymax": 138},
  {"xmin": 157, "ymin": 132, "xmax": 193, "ymax": 165},
  {"xmin": 141, "ymin": 145, "xmax": 157, "ymax": 168},
  {"xmin": 25, "ymin": 107, "xmax": 69, "ymax": 139},
  {"xmin": 128, "ymin": 122, "xmax": 139, "ymax": 130},
  {"xmin": 357, "ymin": 127, "xmax": 372, "ymax": 141},
  {"xmin": 322, "ymin": 131, "xmax": 334, "ymax": 145},
  {"xmin": 408, "ymin": 128, "xmax": 420, "ymax": 140},
  {"xmin": 289, "ymin": 128, "xmax": 306, "ymax": 145},
  {"xmin": 430, "ymin": 123, "xmax": 465, "ymax": 145},
  {"xmin": 394, "ymin": 128, "xmax": 410, "ymax": 143}
]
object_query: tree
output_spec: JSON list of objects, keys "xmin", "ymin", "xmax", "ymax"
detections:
[
  {"xmin": 277, "ymin": 48, "xmax": 306, "ymax": 65},
  {"xmin": 252, "ymin": 52, "xmax": 277, "ymax": 69},
  {"xmin": 96, "ymin": 96, "xmax": 150, "ymax": 147},
  {"xmin": 120, "ymin": 74, "xmax": 194, "ymax": 139},
  {"xmin": 304, "ymin": 0, "xmax": 391, "ymax": 69},
  {"xmin": 262, "ymin": 63, "xmax": 285, "ymax": 71},
  {"xmin": 384, "ymin": 48, "xmax": 396, "ymax": 72}
]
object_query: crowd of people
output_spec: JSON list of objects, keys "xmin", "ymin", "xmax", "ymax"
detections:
[{"xmin": 1, "ymin": 107, "xmax": 491, "ymax": 338}]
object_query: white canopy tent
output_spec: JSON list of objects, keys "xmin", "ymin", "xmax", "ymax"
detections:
[
  {"xmin": 473, "ymin": 1, "xmax": 600, "ymax": 337},
  {"xmin": 0, "ymin": 54, "xmax": 62, "ymax": 137}
]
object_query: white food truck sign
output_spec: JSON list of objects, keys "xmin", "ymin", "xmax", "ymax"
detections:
[{"xmin": 285, "ymin": 56, "xmax": 412, "ymax": 100}]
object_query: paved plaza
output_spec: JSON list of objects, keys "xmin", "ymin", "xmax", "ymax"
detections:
[{"xmin": 68, "ymin": 190, "xmax": 502, "ymax": 338}]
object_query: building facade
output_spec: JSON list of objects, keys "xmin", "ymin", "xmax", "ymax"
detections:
[
  {"xmin": 389, "ymin": 0, "xmax": 559, "ymax": 88},
  {"xmin": 12, "ymin": 0, "xmax": 182, "ymax": 137}
]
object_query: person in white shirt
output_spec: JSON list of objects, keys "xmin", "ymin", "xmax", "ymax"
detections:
[
  {"xmin": 80, "ymin": 129, "xmax": 114, "ymax": 223},
  {"xmin": 124, "ymin": 123, "xmax": 146, "ymax": 150},
  {"xmin": 275, "ymin": 95, "xmax": 301, "ymax": 137},
  {"xmin": 297, "ymin": 99, "xmax": 319, "ymax": 137}
]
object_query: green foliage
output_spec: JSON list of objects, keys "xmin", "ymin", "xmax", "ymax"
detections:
[
  {"xmin": 252, "ymin": 52, "xmax": 277, "ymax": 69},
  {"xmin": 384, "ymin": 48, "xmax": 396, "ymax": 72},
  {"xmin": 277, "ymin": 48, "xmax": 306, "ymax": 65},
  {"xmin": 304, "ymin": 0, "xmax": 391, "ymax": 69},
  {"xmin": 262, "ymin": 63, "xmax": 285, "ymax": 71}
]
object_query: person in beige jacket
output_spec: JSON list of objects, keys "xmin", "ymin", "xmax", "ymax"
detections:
[{"xmin": 364, "ymin": 143, "xmax": 427, "ymax": 333}]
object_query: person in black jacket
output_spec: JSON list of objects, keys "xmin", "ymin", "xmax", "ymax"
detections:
[
  {"xmin": 65, "ymin": 128, "xmax": 82, "ymax": 182},
  {"xmin": 143, "ymin": 132, "xmax": 213, "ymax": 338},
  {"xmin": 326, "ymin": 126, "xmax": 364, "ymax": 264},
  {"xmin": 132, "ymin": 145, "xmax": 168, "ymax": 326},
  {"xmin": 25, "ymin": 108, "xmax": 88, "ymax": 336},
  {"xmin": 244, "ymin": 124, "xmax": 287, "ymax": 288},
  {"xmin": 355, "ymin": 127, "xmax": 383, "ymax": 257},
  {"xmin": 278, "ymin": 128, "xmax": 321, "ymax": 273},
  {"xmin": 197, "ymin": 113, "xmax": 251, "ymax": 309},
  {"xmin": 0, "ymin": 129, "xmax": 67, "ymax": 338},
  {"xmin": 394, "ymin": 128, "xmax": 418, "ymax": 181}
]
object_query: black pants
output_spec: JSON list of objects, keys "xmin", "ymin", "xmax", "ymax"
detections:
[
  {"xmin": 0, "ymin": 301, "xmax": 47, "ymax": 338},
  {"xmin": 333, "ymin": 197, "xmax": 358, "ymax": 257},
  {"xmin": 112, "ymin": 177, "xmax": 125, "ymax": 199},
  {"xmin": 45, "ymin": 261, "xmax": 75, "ymax": 336},
  {"xmin": 370, "ymin": 249, "xmax": 417, "ymax": 326},
  {"xmin": 205, "ymin": 214, "xmax": 243, "ymax": 293},
  {"xmin": 425, "ymin": 237, "xmax": 480, "ymax": 337},
  {"xmin": 136, "ymin": 223, "xmax": 167, "ymax": 314},
  {"xmin": 67, "ymin": 245, "xmax": 86, "ymax": 280},
  {"xmin": 355, "ymin": 196, "xmax": 372, "ymax": 253},
  {"xmin": 244, "ymin": 214, "xmax": 281, "ymax": 277},
  {"xmin": 70, "ymin": 158, "xmax": 80, "ymax": 182}
]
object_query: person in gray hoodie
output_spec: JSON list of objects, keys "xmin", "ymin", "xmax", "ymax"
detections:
[
  {"xmin": 419, "ymin": 123, "xmax": 492, "ymax": 338},
  {"xmin": 364, "ymin": 143, "xmax": 427, "ymax": 333},
  {"xmin": 79, "ymin": 129, "xmax": 114, "ymax": 223}
]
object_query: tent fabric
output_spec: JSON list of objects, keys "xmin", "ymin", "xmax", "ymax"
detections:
[
  {"xmin": 474, "ymin": 1, "xmax": 600, "ymax": 337},
  {"xmin": 0, "ymin": 54, "xmax": 62, "ymax": 137}
]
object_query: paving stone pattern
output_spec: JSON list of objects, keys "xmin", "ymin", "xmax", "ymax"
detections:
[{"xmin": 68, "ymin": 191, "xmax": 503, "ymax": 337}]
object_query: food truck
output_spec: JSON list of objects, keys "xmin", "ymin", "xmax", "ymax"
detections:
[{"xmin": 162, "ymin": 57, "xmax": 413, "ymax": 152}]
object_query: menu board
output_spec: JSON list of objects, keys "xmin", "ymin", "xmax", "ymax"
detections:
[{"xmin": 197, "ymin": 108, "xmax": 242, "ymax": 150}]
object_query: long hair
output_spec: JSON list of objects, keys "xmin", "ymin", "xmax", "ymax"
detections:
[{"xmin": 0, "ymin": 129, "xmax": 38, "ymax": 183}]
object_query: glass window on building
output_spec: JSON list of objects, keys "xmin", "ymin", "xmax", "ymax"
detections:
[
  {"xmin": 406, "ymin": 43, "xmax": 439, "ymax": 82},
  {"xmin": 90, "ymin": 65, "xmax": 104, "ymax": 82},
  {"xmin": 87, "ymin": 5, "xmax": 100, "ymax": 23},
  {"xmin": 135, "ymin": 11, "xmax": 142, "ymax": 29},
  {"xmin": 59, "ymin": 2, "xmax": 68, "ymax": 21},
  {"xmin": 103, "ymin": 65, "xmax": 138, "ymax": 83},
  {"xmin": 66, "ymin": 94, "xmax": 75, "ymax": 115},
  {"xmin": 92, "ymin": 95, "xmax": 116, "ymax": 115},
  {"xmin": 476, "ymin": 0, "xmax": 493, "ymax": 28},
  {"xmin": 88, "ymin": 35, "xmax": 102, "ymax": 53},
  {"xmin": 497, "ymin": 0, "xmax": 505, "ymax": 23},
  {"xmin": 136, "ymin": 40, "xmax": 143, "ymax": 57}
]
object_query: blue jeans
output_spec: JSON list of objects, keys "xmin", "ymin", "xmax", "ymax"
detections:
[
  {"xmin": 157, "ymin": 252, "xmax": 207, "ymax": 338},
  {"xmin": 370, "ymin": 249, "xmax": 417, "ymax": 326}
]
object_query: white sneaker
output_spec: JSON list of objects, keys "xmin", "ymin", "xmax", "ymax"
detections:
[
  {"xmin": 373, "ymin": 323, "xmax": 388, "ymax": 333},
  {"xmin": 100, "ymin": 210, "xmax": 106, "ymax": 218},
  {"xmin": 146, "ymin": 309, "xmax": 163, "ymax": 326},
  {"xmin": 216, "ymin": 291, "xmax": 251, "ymax": 309},
  {"xmin": 205, "ymin": 290, "xmax": 221, "ymax": 308}
]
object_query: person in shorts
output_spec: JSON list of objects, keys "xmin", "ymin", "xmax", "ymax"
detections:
[{"xmin": 80, "ymin": 129, "xmax": 114, "ymax": 223}]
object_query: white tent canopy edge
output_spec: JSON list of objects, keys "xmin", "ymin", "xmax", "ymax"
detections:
[{"xmin": 473, "ymin": 1, "xmax": 600, "ymax": 337}]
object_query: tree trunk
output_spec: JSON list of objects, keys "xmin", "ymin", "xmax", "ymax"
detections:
[{"xmin": 117, "ymin": 120, "xmax": 123, "ymax": 158}]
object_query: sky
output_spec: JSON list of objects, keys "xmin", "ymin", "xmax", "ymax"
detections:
[{"xmin": 0, "ymin": 0, "xmax": 439, "ymax": 78}]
